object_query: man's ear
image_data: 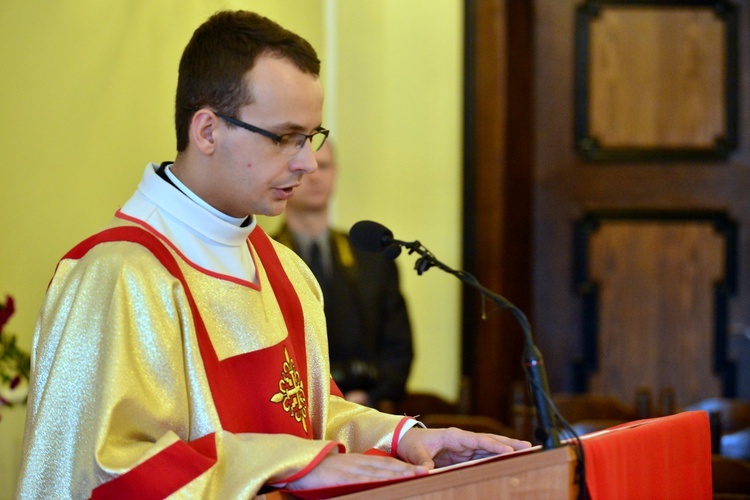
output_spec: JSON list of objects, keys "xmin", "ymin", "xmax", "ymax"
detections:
[{"xmin": 189, "ymin": 109, "xmax": 218, "ymax": 155}]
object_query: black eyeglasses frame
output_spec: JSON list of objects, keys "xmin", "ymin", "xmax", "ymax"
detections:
[{"xmin": 213, "ymin": 112, "xmax": 329, "ymax": 152}]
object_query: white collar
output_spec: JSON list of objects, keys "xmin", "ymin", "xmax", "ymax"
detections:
[
  {"xmin": 163, "ymin": 164, "xmax": 250, "ymax": 227},
  {"xmin": 135, "ymin": 163, "xmax": 256, "ymax": 247}
]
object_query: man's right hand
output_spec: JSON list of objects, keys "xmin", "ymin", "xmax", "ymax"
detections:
[{"xmin": 285, "ymin": 453, "xmax": 428, "ymax": 490}]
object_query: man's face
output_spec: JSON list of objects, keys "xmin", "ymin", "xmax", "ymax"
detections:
[
  {"xmin": 286, "ymin": 140, "xmax": 336, "ymax": 213},
  {"xmin": 205, "ymin": 55, "xmax": 324, "ymax": 218}
]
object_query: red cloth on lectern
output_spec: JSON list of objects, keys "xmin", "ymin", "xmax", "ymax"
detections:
[{"xmin": 582, "ymin": 410, "xmax": 712, "ymax": 499}]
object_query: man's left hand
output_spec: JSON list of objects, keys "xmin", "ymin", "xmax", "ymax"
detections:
[{"xmin": 397, "ymin": 426, "xmax": 532, "ymax": 469}]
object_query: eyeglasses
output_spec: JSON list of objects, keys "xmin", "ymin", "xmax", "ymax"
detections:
[{"xmin": 214, "ymin": 112, "xmax": 329, "ymax": 155}]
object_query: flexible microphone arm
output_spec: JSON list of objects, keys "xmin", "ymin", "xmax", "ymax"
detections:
[{"xmin": 384, "ymin": 234, "xmax": 562, "ymax": 449}]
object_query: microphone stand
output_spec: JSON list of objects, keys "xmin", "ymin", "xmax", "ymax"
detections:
[{"xmin": 390, "ymin": 237, "xmax": 562, "ymax": 449}]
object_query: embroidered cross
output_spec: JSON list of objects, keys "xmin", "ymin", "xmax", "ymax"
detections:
[{"xmin": 270, "ymin": 346, "xmax": 309, "ymax": 434}]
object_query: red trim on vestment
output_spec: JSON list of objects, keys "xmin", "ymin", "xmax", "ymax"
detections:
[
  {"xmin": 64, "ymin": 224, "xmax": 314, "ymax": 495},
  {"xmin": 390, "ymin": 417, "xmax": 413, "ymax": 458},
  {"xmin": 114, "ymin": 210, "xmax": 258, "ymax": 289},
  {"xmin": 90, "ymin": 435, "xmax": 218, "ymax": 500},
  {"xmin": 248, "ymin": 228, "xmax": 312, "ymax": 433},
  {"xmin": 66, "ymin": 224, "xmax": 311, "ymax": 433},
  {"xmin": 267, "ymin": 441, "xmax": 344, "ymax": 486}
]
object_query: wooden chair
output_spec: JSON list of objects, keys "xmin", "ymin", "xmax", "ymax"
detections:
[
  {"xmin": 390, "ymin": 391, "xmax": 520, "ymax": 438},
  {"xmin": 551, "ymin": 393, "xmax": 637, "ymax": 425},
  {"xmin": 547, "ymin": 393, "xmax": 638, "ymax": 439}
]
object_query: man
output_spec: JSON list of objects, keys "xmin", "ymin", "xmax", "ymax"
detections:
[
  {"xmin": 273, "ymin": 140, "xmax": 413, "ymax": 410},
  {"xmin": 18, "ymin": 11, "xmax": 529, "ymax": 499}
]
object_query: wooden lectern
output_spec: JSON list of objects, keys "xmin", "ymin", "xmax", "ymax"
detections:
[
  {"xmin": 262, "ymin": 410, "xmax": 712, "ymax": 499},
  {"xmin": 332, "ymin": 446, "xmax": 577, "ymax": 499}
]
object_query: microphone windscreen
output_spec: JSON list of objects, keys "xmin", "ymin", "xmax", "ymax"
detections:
[
  {"xmin": 383, "ymin": 243, "xmax": 402, "ymax": 261},
  {"xmin": 349, "ymin": 220, "xmax": 393, "ymax": 253}
]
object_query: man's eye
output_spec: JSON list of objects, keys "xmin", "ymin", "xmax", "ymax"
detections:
[
  {"xmin": 295, "ymin": 134, "xmax": 309, "ymax": 148},
  {"xmin": 280, "ymin": 134, "xmax": 300, "ymax": 147}
]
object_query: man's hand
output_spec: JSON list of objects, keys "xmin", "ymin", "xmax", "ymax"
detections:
[
  {"xmin": 285, "ymin": 453, "xmax": 428, "ymax": 490},
  {"xmin": 397, "ymin": 426, "xmax": 532, "ymax": 469}
]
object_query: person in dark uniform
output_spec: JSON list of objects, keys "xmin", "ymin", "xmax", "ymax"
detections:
[{"xmin": 273, "ymin": 140, "xmax": 413, "ymax": 411}]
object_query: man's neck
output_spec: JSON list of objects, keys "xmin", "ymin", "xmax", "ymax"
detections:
[{"xmin": 285, "ymin": 208, "xmax": 329, "ymax": 238}]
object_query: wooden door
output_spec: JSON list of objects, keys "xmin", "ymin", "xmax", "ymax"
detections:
[{"xmin": 464, "ymin": 0, "xmax": 750, "ymax": 424}]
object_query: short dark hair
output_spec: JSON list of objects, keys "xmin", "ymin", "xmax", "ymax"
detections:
[{"xmin": 174, "ymin": 10, "xmax": 321, "ymax": 152}]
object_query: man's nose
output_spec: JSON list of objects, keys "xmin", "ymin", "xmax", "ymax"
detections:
[{"xmin": 290, "ymin": 141, "xmax": 318, "ymax": 174}]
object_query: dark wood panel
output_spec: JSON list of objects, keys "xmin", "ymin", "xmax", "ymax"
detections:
[
  {"xmin": 463, "ymin": 0, "xmax": 535, "ymax": 423},
  {"xmin": 588, "ymin": 220, "xmax": 725, "ymax": 406},
  {"xmin": 573, "ymin": 0, "xmax": 739, "ymax": 161},
  {"xmin": 588, "ymin": 6, "xmax": 726, "ymax": 149}
]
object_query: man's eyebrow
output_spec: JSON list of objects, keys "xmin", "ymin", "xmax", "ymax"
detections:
[{"xmin": 273, "ymin": 121, "xmax": 324, "ymax": 133}]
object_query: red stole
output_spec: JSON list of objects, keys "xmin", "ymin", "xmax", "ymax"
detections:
[{"xmin": 63, "ymin": 224, "xmax": 312, "ymax": 436}]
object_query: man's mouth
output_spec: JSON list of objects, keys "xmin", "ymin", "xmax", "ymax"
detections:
[{"xmin": 274, "ymin": 183, "xmax": 299, "ymax": 200}]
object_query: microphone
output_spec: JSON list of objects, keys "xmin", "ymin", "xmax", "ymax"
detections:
[
  {"xmin": 349, "ymin": 220, "xmax": 394, "ymax": 251},
  {"xmin": 350, "ymin": 220, "xmax": 402, "ymax": 260},
  {"xmin": 349, "ymin": 220, "xmax": 564, "ymax": 449}
]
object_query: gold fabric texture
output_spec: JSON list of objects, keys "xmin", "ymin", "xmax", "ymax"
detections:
[{"xmin": 17, "ymin": 220, "xmax": 407, "ymax": 499}]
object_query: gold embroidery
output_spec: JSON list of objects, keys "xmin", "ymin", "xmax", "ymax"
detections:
[{"xmin": 270, "ymin": 346, "xmax": 309, "ymax": 434}]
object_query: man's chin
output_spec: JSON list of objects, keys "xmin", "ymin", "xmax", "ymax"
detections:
[{"xmin": 263, "ymin": 202, "xmax": 287, "ymax": 218}]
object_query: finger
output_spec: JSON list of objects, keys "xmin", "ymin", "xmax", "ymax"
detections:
[
  {"xmin": 366, "ymin": 463, "xmax": 428, "ymax": 478},
  {"xmin": 461, "ymin": 432, "xmax": 532, "ymax": 452},
  {"xmin": 484, "ymin": 433, "xmax": 533, "ymax": 451},
  {"xmin": 347, "ymin": 455, "xmax": 429, "ymax": 475},
  {"xmin": 286, "ymin": 455, "xmax": 428, "ymax": 490}
]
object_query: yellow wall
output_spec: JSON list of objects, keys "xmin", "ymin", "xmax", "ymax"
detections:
[
  {"xmin": 0, "ymin": 1, "xmax": 462, "ymax": 496},
  {"xmin": 330, "ymin": 1, "xmax": 464, "ymax": 400}
]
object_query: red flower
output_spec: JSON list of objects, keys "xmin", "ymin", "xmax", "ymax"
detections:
[{"xmin": 0, "ymin": 295, "xmax": 15, "ymax": 332}]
